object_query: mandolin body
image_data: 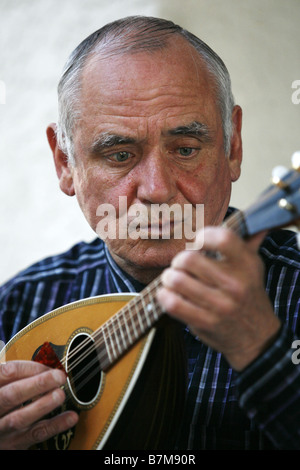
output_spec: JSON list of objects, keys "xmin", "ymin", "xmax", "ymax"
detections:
[{"xmin": 1, "ymin": 293, "xmax": 187, "ymax": 450}]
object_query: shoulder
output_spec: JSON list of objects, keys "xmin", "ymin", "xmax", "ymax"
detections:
[
  {"xmin": 0, "ymin": 238, "xmax": 106, "ymax": 340},
  {"xmin": 1, "ymin": 238, "xmax": 105, "ymax": 289}
]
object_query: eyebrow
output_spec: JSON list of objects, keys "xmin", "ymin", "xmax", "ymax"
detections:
[
  {"xmin": 90, "ymin": 133, "xmax": 136, "ymax": 153},
  {"xmin": 167, "ymin": 121, "xmax": 212, "ymax": 141}
]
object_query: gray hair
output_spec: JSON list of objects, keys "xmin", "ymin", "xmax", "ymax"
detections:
[{"xmin": 57, "ymin": 16, "xmax": 235, "ymax": 163}]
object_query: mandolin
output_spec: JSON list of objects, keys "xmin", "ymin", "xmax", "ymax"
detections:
[{"xmin": 1, "ymin": 155, "xmax": 300, "ymax": 450}]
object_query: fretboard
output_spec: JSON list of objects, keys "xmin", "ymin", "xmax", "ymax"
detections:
[
  {"xmin": 223, "ymin": 209, "xmax": 248, "ymax": 237},
  {"xmin": 94, "ymin": 277, "xmax": 164, "ymax": 370}
]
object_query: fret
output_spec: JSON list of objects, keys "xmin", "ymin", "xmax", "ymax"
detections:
[
  {"xmin": 128, "ymin": 303, "xmax": 139, "ymax": 340},
  {"xmin": 94, "ymin": 279, "xmax": 165, "ymax": 369},
  {"xmin": 103, "ymin": 321, "xmax": 117, "ymax": 362},
  {"xmin": 116, "ymin": 307, "xmax": 130, "ymax": 350},
  {"xmin": 140, "ymin": 296, "xmax": 154, "ymax": 328},
  {"xmin": 121, "ymin": 305, "xmax": 135, "ymax": 346},
  {"xmin": 146, "ymin": 282, "xmax": 162, "ymax": 321},
  {"xmin": 110, "ymin": 315, "xmax": 123, "ymax": 355},
  {"xmin": 134, "ymin": 300, "xmax": 146, "ymax": 333},
  {"xmin": 95, "ymin": 327, "xmax": 114, "ymax": 370}
]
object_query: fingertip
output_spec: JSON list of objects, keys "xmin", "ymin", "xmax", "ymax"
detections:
[
  {"xmin": 0, "ymin": 360, "xmax": 48, "ymax": 382},
  {"xmin": 66, "ymin": 411, "xmax": 79, "ymax": 428}
]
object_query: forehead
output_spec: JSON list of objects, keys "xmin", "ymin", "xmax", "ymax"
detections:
[{"xmin": 77, "ymin": 38, "xmax": 219, "ymax": 137}]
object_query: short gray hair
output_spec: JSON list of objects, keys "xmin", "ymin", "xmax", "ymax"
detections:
[{"xmin": 57, "ymin": 16, "xmax": 235, "ymax": 163}]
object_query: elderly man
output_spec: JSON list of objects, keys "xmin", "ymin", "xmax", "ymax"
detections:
[{"xmin": 0, "ymin": 16, "xmax": 299, "ymax": 450}]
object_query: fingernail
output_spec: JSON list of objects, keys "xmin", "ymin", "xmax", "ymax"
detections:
[
  {"xmin": 1, "ymin": 362, "xmax": 14, "ymax": 376},
  {"xmin": 52, "ymin": 389, "xmax": 64, "ymax": 404},
  {"xmin": 52, "ymin": 369, "xmax": 66, "ymax": 385},
  {"xmin": 67, "ymin": 412, "xmax": 78, "ymax": 427}
]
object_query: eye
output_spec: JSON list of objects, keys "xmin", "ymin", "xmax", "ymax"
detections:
[
  {"xmin": 110, "ymin": 151, "xmax": 131, "ymax": 162},
  {"xmin": 178, "ymin": 147, "xmax": 195, "ymax": 157}
]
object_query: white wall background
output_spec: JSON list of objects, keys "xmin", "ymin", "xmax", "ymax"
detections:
[{"xmin": 0, "ymin": 0, "xmax": 299, "ymax": 284}]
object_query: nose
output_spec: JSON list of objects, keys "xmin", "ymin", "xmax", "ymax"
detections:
[{"xmin": 135, "ymin": 151, "xmax": 177, "ymax": 204}]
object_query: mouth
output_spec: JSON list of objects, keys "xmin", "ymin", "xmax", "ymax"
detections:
[{"xmin": 128, "ymin": 220, "xmax": 183, "ymax": 239}]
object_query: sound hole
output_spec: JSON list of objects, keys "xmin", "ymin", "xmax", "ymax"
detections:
[{"xmin": 66, "ymin": 332, "xmax": 102, "ymax": 406}]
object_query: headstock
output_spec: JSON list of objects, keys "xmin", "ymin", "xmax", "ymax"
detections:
[{"xmin": 228, "ymin": 152, "xmax": 300, "ymax": 240}]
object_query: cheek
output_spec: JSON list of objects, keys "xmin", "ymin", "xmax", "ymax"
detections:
[
  {"xmin": 73, "ymin": 169, "xmax": 136, "ymax": 230},
  {"xmin": 177, "ymin": 160, "xmax": 231, "ymax": 221},
  {"xmin": 72, "ymin": 170, "xmax": 104, "ymax": 227}
]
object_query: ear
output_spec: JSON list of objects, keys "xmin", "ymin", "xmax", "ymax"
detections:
[
  {"xmin": 46, "ymin": 123, "xmax": 75, "ymax": 196},
  {"xmin": 228, "ymin": 105, "xmax": 243, "ymax": 182}
]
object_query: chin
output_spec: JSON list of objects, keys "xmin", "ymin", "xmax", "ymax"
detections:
[{"xmin": 109, "ymin": 238, "xmax": 186, "ymax": 270}]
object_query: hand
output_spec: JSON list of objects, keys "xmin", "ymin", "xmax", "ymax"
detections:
[
  {"xmin": 0, "ymin": 360, "xmax": 78, "ymax": 450},
  {"xmin": 157, "ymin": 227, "xmax": 281, "ymax": 371}
]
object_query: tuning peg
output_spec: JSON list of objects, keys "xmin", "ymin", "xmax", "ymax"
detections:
[
  {"xmin": 272, "ymin": 165, "xmax": 289, "ymax": 188},
  {"xmin": 278, "ymin": 198, "xmax": 296, "ymax": 213},
  {"xmin": 292, "ymin": 151, "xmax": 300, "ymax": 171}
]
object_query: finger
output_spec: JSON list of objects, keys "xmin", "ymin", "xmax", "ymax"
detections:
[
  {"xmin": 23, "ymin": 410, "xmax": 79, "ymax": 449},
  {"xmin": 157, "ymin": 286, "xmax": 211, "ymax": 331},
  {"xmin": 0, "ymin": 410, "xmax": 79, "ymax": 450},
  {"xmin": 0, "ymin": 386, "xmax": 66, "ymax": 435},
  {"xmin": 200, "ymin": 226, "xmax": 245, "ymax": 260},
  {"xmin": 0, "ymin": 368, "xmax": 66, "ymax": 417},
  {"xmin": 0, "ymin": 360, "xmax": 51, "ymax": 387},
  {"xmin": 171, "ymin": 249, "xmax": 232, "ymax": 289},
  {"xmin": 161, "ymin": 267, "xmax": 218, "ymax": 306},
  {"xmin": 199, "ymin": 226, "xmax": 267, "ymax": 259}
]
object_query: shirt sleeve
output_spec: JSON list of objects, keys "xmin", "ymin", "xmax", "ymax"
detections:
[{"xmin": 236, "ymin": 323, "xmax": 300, "ymax": 449}]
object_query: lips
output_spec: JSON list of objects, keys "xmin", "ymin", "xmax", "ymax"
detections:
[{"xmin": 127, "ymin": 220, "xmax": 183, "ymax": 239}]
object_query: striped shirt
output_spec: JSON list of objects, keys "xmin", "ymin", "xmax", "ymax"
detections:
[{"xmin": 0, "ymin": 225, "xmax": 300, "ymax": 449}]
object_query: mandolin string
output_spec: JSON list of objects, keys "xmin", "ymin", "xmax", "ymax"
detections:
[
  {"xmin": 61, "ymin": 273, "xmax": 193, "ymax": 386},
  {"xmin": 58, "ymin": 210, "xmax": 247, "ymax": 381},
  {"xmin": 63, "ymin": 289, "xmax": 170, "ymax": 404},
  {"xmin": 66, "ymin": 286, "xmax": 162, "ymax": 375},
  {"xmin": 61, "ymin": 278, "xmax": 161, "ymax": 370},
  {"xmin": 61, "ymin": 300, "xmax": 163, "ymax": 402},
  {"xmin": 59, "ymin": 284, "xmax": 164, "ymax": 401},
  {"xmin": 60, "ymin": 277, "xmax": 162, "ymax": 373}
]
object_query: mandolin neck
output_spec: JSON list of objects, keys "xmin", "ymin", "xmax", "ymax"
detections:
[
  {"xmin": 223, "ymin": 209, "xmax": 248, "ymax": 237},
  {"xmin": 95, "ymin": 277, "xmax": 164, "ymax": 370}
]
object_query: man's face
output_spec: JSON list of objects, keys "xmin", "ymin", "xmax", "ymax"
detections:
[{"xmin": 52, "ymin": 37, "xmax": 242, "ymax": 282}]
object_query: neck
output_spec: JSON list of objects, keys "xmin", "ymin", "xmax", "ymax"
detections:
[{"xmin": 109, "ymin": 251, "xmax": 167, "ymax": 285}]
